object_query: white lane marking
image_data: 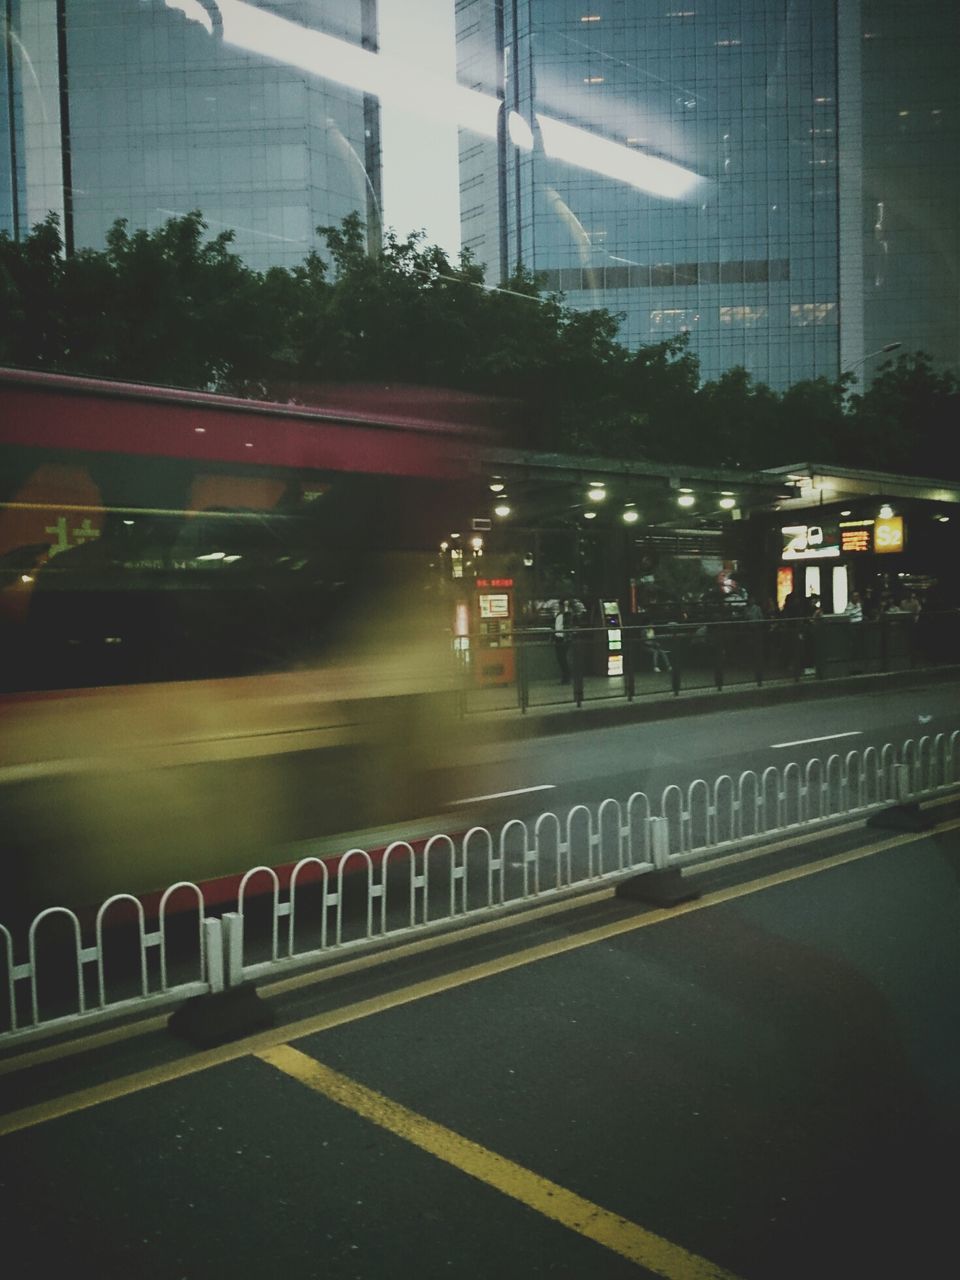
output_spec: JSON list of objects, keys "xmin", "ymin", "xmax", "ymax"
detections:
[
  {"xmin": 449, "ymin": 784, "xmax": 556, "ymax": 805},
  {"xmin": 769, "ymin": 731, "xmax": 863, "ymax": 750}
]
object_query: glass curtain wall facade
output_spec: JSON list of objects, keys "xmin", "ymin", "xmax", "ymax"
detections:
[
  {"xmin": 850, "ymin": 0, "xmax": 958, "ymax": 375},
  {"xmin": 1, "ymin": 0, "xmax": 382, "ymax": 270},
  {"xmin": 1, "ymin": 2, "xmax": 956, "ymax": 384},
  {"xmin": 456, "ymin": 0, "xmax": 841, "ymax": 388}
]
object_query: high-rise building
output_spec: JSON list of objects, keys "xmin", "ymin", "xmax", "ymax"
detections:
[
  {"xmin": 1, "ymin": 1, "xmax": 384, "ymax": 268},
  {"xmin": 1, "ymin": 2, "xmax": 957, "ymax": 386},
  {"xmin": 455, "ymin": 0, "xmax": 958, "ymax": 388}
]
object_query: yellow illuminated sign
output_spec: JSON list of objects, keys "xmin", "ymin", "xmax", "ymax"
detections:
[{"xmin": 874, "ymin": 516, "xmax": 904, "ymax": 554}]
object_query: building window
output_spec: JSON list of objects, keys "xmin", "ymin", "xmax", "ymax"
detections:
[
  {"xmin": 790, "ymin": 302, "xmax": 837, "ymax": 326},
  {"xmin": 720, "ymin": 305, "xmax": 769, "ymax": 327}
]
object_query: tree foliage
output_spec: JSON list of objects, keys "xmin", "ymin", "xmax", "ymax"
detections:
[{"xmin": 1, "ymin": 211, "xmax": 957, "ymax": 477}]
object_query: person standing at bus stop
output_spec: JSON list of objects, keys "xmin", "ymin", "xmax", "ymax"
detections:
[{"xmin": 554, "ymin": 600, "xmax": 572, "ymax": 684}]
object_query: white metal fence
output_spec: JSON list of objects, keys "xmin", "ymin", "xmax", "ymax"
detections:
[{"xmin": 3, "ymin": 730, "xmax": 959, "ymax": 1048}]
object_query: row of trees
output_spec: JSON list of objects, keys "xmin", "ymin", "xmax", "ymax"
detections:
[{"xmin": 1, "ymin": 210, "xmax": 957, "ymax": 477}]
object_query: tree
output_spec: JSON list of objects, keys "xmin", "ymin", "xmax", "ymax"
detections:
[
  {"xmin": 846, "ymin": 352, "xmax": 960, "ymax": 477},
  {"xmin": 0, "ymin": 211, "xmax": 296, "ymax": 392},
  {"xmin": 0, "ymin": 214, "xmax": 68, "ymax": 368},
  {"xmin": 4, "ymin": 208, "xmax": 958, "ymax": 479}
]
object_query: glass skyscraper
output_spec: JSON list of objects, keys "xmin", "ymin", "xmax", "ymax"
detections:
[
  {"xmin": 1, "ymin": 1, "xmax": 383, "ymax": 269},
  {"xmin": 1, "ymin": 1, "xmax": 957, "ymax": 386}
]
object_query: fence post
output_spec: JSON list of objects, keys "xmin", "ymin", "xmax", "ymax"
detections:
[
  {"xmin": 615, "ymin": 815, "xmax": 699, "ymax": 907},
  {"xmin": 222, "ymin": 912, "xmax": 244, "ymax": 989},
  {"xmin": 650, "ymin": 815, "xmax": 670, "ymax": 869},
  {"xmin": 204, "ymin": 917, "xmax": 224, "ymax": 994},
  {"xmin": 514, "ymin": 632, "xmax": 527, "ymax": 713},
  {"xmin": 169, "ymin": 914, "xmax": 274, "ymax": 1048},
  {"xmin": 865, "ymin": 760, "xmax": 933, "ymax": 833},
  {"xmin": 572, "ymin": 633, "xmax": 584, "ymax": 707},
  {"xmin": 624, "ymin": 627, "xmax": 636, "ymax": 702}
]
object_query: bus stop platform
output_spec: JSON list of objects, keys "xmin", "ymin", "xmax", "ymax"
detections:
[{"xmin": 3, "ymin": 809, "xmax": 960, "ymax": 1279}]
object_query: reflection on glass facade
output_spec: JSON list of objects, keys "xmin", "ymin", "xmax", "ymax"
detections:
[
  {"xmin": 2, "ymin": 1, "xmax": 382, "ymax": 269},
  {"xmin": 1, "ymin": 1, "xmax": 957, "ymax": 386},
  {"xmin": 456, "ymin": 0, "xmax": 842, "ymax": 388},
  {"xmin": 852, "ymin": 0, "xmax": 959, "ymax": 377}
]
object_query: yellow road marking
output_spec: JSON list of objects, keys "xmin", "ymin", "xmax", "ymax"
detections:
[
  {"xmin": 2, "ymin": 817, "xmax": 957, "ymax": 1136},
  {"xmin": 257, "ymin": 1044, "xmax": 743, "ymax": 1280},
  {"xmin": 7, "ymin": 795, "xmax": 958, "ymax": 1077},
  {"xmin": 0, "ymin": 888, "xmax": 614, "ymax": 1077}
]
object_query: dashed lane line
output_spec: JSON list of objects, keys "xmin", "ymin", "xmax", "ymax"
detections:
[
  {"xmin": 256, "ymin": 1044, "xmax": 744, "ymax": 1280},
  {"xmin": 769, "ymin": 731, "xmax": 863, "ymax": 749}
]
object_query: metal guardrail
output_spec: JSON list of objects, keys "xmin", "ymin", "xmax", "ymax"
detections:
[
  {"xmin": 471, "ymin": 611, "xmax": 960, "ymax": 713},
  {"xmin": 2, "ymin": 730, "xmax": 959, "ymax": 1048}
]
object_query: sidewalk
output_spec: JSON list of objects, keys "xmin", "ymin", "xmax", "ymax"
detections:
[{"xmin": 463, "ymin": 662, "xmax": 960, "ymax": 739}]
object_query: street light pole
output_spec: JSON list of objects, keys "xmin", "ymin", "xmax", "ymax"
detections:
[{"xmin": 842, "ymin": 341, "xmax": 902, "ymax": 380}]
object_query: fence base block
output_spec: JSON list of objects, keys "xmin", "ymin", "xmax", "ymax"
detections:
[
  {"xmin": 865, "ymin": 803, "xmax": 935, "ymax": 833},
  {"xmin": 616, "ymin": 869, "xmax": 700, "ymax": 907},
  {"xmin": 168, "ymin": 983, "xmax": 275, "ymax": 1048}
]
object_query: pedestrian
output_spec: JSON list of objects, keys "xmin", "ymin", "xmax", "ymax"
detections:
[
  {"xmin": 844, "ymin": 591, "xmax": 863, "ymax": 622},
  {"xmin": 744, "ymin": 595, "xmax": 763, "ymax": 622},
  {"xmin": 553, "ymin": 599, "xmax": 572, "ymax": 684},
  {"xmin": 644, "ymin": 621, "xmax": 672, "ymax": 673},
  {"xmin": 781, "ymin": 590, "xmax": 804, "ymax": 619}
]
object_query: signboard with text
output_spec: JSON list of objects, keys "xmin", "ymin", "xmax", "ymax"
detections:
[{"xmin": 874, "ymin": 515, "xmax": 904, "ymax": 553}]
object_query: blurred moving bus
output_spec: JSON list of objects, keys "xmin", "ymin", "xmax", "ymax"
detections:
[{"xmin": 0, "ymin": 367, "xmax": 484, "ymax": 918}]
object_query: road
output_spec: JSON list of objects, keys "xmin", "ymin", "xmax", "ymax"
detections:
[
  {"xmin": 3, "ymin": 674, "xmax": 956, "ymax": 926},
  {"xmin": 284, "ymin": 676, "xmax": 958, "ymax": 860},
  {"xmin": 3, "ymin": 811, "xmax": 960, "ymax": 1279}
]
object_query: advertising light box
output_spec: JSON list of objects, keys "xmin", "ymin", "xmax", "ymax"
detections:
[
  {"xmin": 781, "ymin": 523, "xmax": 840, "ymax": 560},
  {"xmin": 874, "ymin": 515, "xmax": 905, "ymax": 553}
]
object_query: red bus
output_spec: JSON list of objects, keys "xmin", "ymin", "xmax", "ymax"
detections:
[{"xmin": 0, "ymin": 367, "xmax": 485, "ymax": 919}]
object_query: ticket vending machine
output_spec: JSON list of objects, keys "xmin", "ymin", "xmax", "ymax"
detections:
[
  {"xmin": 474, "ymin": 577, "xmax": 516, "ymax": 686},
  {"xmin": 596, "ymin": 599, "xmax": 623, "ymax": 676}
]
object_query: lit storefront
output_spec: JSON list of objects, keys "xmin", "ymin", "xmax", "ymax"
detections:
[{"xmin": 753, "ymin": 466, "xmax": 960, "ymax": 615}]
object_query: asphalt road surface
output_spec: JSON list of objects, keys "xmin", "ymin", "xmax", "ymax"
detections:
[{"xmin": 3, "ymin": 812, "xmax": 959, "ymax": 1279}]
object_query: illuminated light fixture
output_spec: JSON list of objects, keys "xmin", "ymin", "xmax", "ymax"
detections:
[
  {"xmin": 123, "ymin": 519, "xmax": 135, "ymax": 525},
  {"xmin": 440, "ymin": 541, "xmax": 449, "ymax": 551},
  {"xmin": 878, "ymin": 504, "xmax": 894, "ymax": 519},
  {"xmin": 20, "ymin": 573, "xmax": 33, "ymax": 584},
  {"xmin": 244, "ymin": 441, "xmax": 254, "ymax": 448},
  {"xmin": 678, "ymin": 494, "xmax": 696, "ymax": 508},
  {"xmin": 222, "ymin": 554, "xmax": 242, "ymax": 563},
  {"xmin": 494, "ymin": 504, "xmax": 511, "ymax": 518},
  {"xmin": 584, "ymin": 511, "xmax": 597, "ymax": 520},
  {"xmin": 719, "ymin": 497, "xmax": 736, "ymax": 510},
  {"xmin": 172, "ymin": 1, "xmax": 704, "ymax": 202},
  {"xmin": 841, "ymin": 509, "xmax": 852, "ymax": 516},
  {"xmin": 580, "ymin": 13, "xmax": 602, "ymax": 21},
  {"xmin": 489, "ymin": 481, "xmax": 505, "ymax": 493},
  {"xmin": 584, "ymin": 76, "xmax": 605, "ymax": 84},
  {"xmin": 194, "ymin": 426, "xmax": 206, "ymax": 433},
  {"xmin": 196, "ymin": 551, "xmax": 226, "ymax": 561},
  {"xmin": 622, "ymin": 509, "xmax": 640, "ymax": 524},
  {"xmin": 936, "ymin": 515, "xmax": 950, "ymax": 523},
  {"xmin": 470, "ymin": 535, "xmax": 484, "ymax": 551},
  {"xmin": 587, "ymin": 486, "xmax": 607, "ymax": 502},
  {"xmin": 449, "ymin": 532, "xmax": 461, "ymax": 538}
]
